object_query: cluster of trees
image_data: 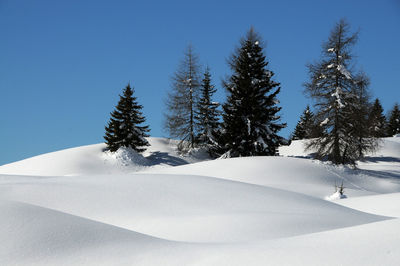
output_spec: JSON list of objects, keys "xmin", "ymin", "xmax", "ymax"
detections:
[
  {"xmin": 292, "ymin": 19, "xmax": 400, "ymax": 165},
  {"xmin": 104, "ymin": 28, "xmax": 286, "ymax": 158},
  {"xmin": 293, "ymin": 100, "xmax": 400, "ymax": 141},
  {"xmin": 103, "ymin": 20, "xmax": 399, "ymax": 165},
  {"xmin": 164, "ymin": 28, "xmax": 286, "ymax": 158},
  {"xmin": 163, "ymin": 46, "xmax": 220, "ymax": 152}
]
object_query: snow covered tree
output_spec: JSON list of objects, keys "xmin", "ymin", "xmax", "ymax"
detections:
[
  {"xmin": 164, "ymin": 45, "xmax": 201, "ymax": 150},
  {"xmin": 304, "ymin": 19, "xmax": 376, "ymax": 165},
  {"xmin": 104, "ymin": 84, "xmax": 150, "ymax": 152},
  {"xmin": 219, "ymin": 28, "xmax": 286, "ymax": 157},
  {"xmin": 291, "ymin": 105, "xmax": 319, "ymax": 140},
  {"xmin": 387, "ymin": 103, "xmax": 400, "ymax": 136},
  {"xmin": 368, "ymin": 98, "xmax": 387, "ymax": 138},
  {"xmin": 195, "ymin": 67, "xmax": 220, "ymax": 155}
]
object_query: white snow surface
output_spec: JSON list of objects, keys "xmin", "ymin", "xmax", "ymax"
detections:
[
  {"xmin": 0, "ymin": 137, "xmax": 208, "ymax": 176},
  {"xmin": 0, "ymin": 137, "xmax": 400, "ymax": 265}
]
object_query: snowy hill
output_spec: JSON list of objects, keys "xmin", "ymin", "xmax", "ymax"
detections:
[
  {"xmin": 0, "ymin": 137, "xmax": 399, "ymax": 265},
  {"xmin": 0, "ymin": 137, "xmax": 209, "ymax": 176}
]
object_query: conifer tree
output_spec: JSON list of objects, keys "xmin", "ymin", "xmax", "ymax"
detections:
[
  {"xmin": 195, "ymin": 67, "xmax": 220, "ymax": 155},
  {"xmin": 368, "ymin": 98, "xmax": 386, "ymax": 138},
  {"xmin": 219, "ymin": 28, "xmax": 286, "ymax": 157},
  {"xmin": 164, "ymin": 45, "xmax": 201, "ymax": 150},
  {"xmin": 387, "ymin": 103, "xmax": 400, "ymax": 136},
  {"xmin": 104, "ymin": 84, "xmax": 150, "ymax": 152},
  {"xmin": 304, "ymin": 19, "xmax": 376, "ymax": 164},
  {"xmin": 292, "ymin": 105, "xmax": 317, "ymax": 140}
]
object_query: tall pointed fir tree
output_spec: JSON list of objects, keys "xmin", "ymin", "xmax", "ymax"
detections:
[
  {"xmin": 291, "ymin": 105, "xmax": 319, "ymax": 140},
  {"xmin": 164, "ymin": 45, "xmax": 201, "ymax": 150},
  {"xmin": 195, "ymin": 67, "xmax": 220, "ymax": 156},
  {"xmin": 368, "ymin": 98, "xmax": 387, "ymax": 138},
  {"xmin": 304, "ymin": 19, "xmax": 376, "ymax": 165},
  {"xmin": 104, "ymin": 84, "xmax": 150, "ymax": 152},
  {"xmin": 387, "ymin": 103, "xmax": 400, "ymax": 136},
  {"xmin": 219, "ymin": 28, "xmax": 286, "ymax": 157}
]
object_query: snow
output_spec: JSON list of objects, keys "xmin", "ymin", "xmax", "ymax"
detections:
[
  {"xmin": 332, "ymin": 87, "xmax": 345, "ymax": 108},
  {"xmin": 327, "ymin": 47, "xmax": 335, "ymax": 52},
  {"xmin": 325, "ymin": 190, "xmax": 347, "ymax": 200},
  {"xmin": 327, "ymin": 63, "xmax": 335, "ymax": 69},
  {"xmin": 320, "ymin": 117, "xmax": 329, "ymax": 126},
  {"xmin": 0, "ymin": 138, "xmax": 207, "ymax": 176},
  {"xmin": 0, "ymin": 137, "xmax": 400, "ymax": 265},
  {"xmin": 337, "ymin": 64, "xmax": 352, "ymax": 79}
]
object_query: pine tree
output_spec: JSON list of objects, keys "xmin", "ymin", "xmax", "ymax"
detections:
[
  {"xmin": 104, "ymin": 84, "xmax": 150, "ymax": 152},
  {"xmin": 164, "ymin": 45, "xmax": 201, "ymax": 150},
  {"xmin": 291, "ymin": 105, "xmax": 318, "ymax": 140},
  {"xmin": 304, "ymin": 19, "xmax": 376, "ymax": 165},
  {"xmin": 219, "ymin": 28, "xmax": 286, "ymax": 157},
  {"xmin": 387, "ymin": 103, "xmax": 400, "ymax": 136},
  {"xmin": 195, "ymin": 67, "xmax": 220, "ymax": 155},
  {"xmin": 368, "ymin": 98, "xmax": 386, "ymax": 138}
]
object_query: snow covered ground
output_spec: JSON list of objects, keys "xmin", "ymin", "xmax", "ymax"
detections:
[{"xmin": 0, "ymin": 137, "xmax": 399, "ymax": 265}]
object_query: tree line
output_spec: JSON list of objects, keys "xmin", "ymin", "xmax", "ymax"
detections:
[
  {"xmin": 103, "ymin": 20, "xmax": 400, "ymax": 165},
  {"xmin": 292, "ymin": 101, "xmax": 400, "ymax": 142},
  {"xmin": 294, "ymin": 19, "xmax": 399, "ymax": 164}
]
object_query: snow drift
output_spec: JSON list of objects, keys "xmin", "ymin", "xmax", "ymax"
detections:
[
  {"xmin": 0, "ymin": 137, "xmax": 399, "ymax": 265},
  {"xmin": 0, "ymin": 137, "xmax": 208, "ymax": 176}
]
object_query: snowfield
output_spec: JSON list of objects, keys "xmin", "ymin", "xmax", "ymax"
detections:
[{"xmin": 0, "ymin": 137, "xmax": 399, "ymax": 265}]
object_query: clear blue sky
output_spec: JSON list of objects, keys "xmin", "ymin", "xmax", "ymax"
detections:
[{"xmin": 1, "ymin": 0, "xmax": 399, "ymax": 165}]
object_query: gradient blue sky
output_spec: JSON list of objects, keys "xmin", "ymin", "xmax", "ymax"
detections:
[{"xmin": 1, "ymin": 0, "xmax": 399, "ymax": 165}]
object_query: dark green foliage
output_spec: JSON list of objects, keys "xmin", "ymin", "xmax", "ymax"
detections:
[
  {"xmin": 195, "ymin": 67, "xmax": 220, "ymax": 156},
  {"xmin": 291, "ymin": 105, "xmax": 320, "ymax": 140},
  {"xmin": 368, "ymin": 98, "xmax": 387, "ymax": 138},
  {"xmin": 219, "ymin": 28, "xmax": 286, "ymax": 157},
  {"xmin": 347, "ymin": 73, "xmax": 378, "ymax": 159},
  {"xmin": 387, "ymin": 103, "xmax": 400, "ymax": 136},
  {"xmin": 164, "ymin": 45, "xmax": 201, "ymax": 150},
  {"xmin": 304, "ymin": 19, "xmax": 377, "ymax": 165},
  {"xmin": 104, "ymin": 84, "xmax": 150, "ymax": 152}
]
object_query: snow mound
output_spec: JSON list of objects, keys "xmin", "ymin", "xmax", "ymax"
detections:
[
  {"xmin": 337, "ymin": 192, "xmax": 400, "ymax": 218},
  {"xmin": 0, "ymin": 137, "xmax": 209, "ymax": 176},
  {"xmin": 368, "ymin": 136, "xmax": 400, "ymax": 159},
  {"xmin": 1, "ymin": 136, "xmax": 400, "ymax": 265},
  {"xmin": 279, "ymin": 137, "xmax": 400, "ymax": 161},
  {"xmin": 325, "ymin": 191, "xmax": 347, "ymax": 201},
  {"xmin": 103, "ymin": 146, "xmax": 150, "ymax": 168},
  {"xmin": 0, "ymin": 173, "xmax": 387, "ymax": 244},
  {"xmin": 0, "ymin": 200, "xmax": 175, "ymax": 265},
  {"xmin": 149, "ymin": 156, "xmax": 400, "ymax": 198}
]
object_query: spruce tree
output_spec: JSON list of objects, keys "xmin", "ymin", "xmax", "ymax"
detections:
[
  {"xmin": 387, "ymin": 103, "xmax": 400, "ymax": 136},
  {"xmin": 219, "ymin": 28, "xmax": 286, "ymax": 157},
  {"xmin": 164, "ymin": 45, "xmax": 201, "ymax": 150},
  {"xmin": 104, "ymin": 84, "xmax": 150, "ymax": 152},
  {"xmin": 368, "ymin": 98, "xmax": 387, "ymax": 138},
  {"xmin": 292, "ymin": 105, "xmax": 317, "ymax": 140},
  {"xmin": 304, "ymin": 19, "xmax": 376, "ymax": 164},
  {"xmin": 195, "ymin": 67, "xmax": 220, "ymax": 155}
]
